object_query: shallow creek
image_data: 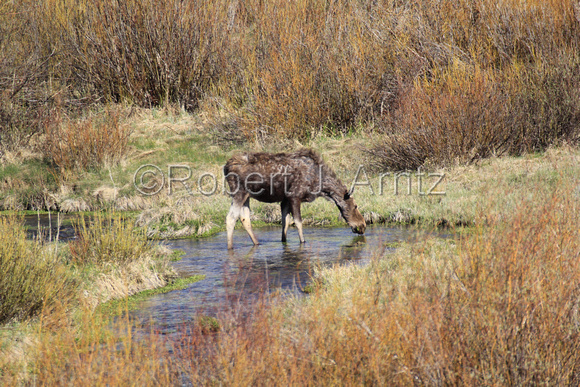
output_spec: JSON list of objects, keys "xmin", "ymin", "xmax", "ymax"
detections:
[
  {"xmin": 23, "ymin": 213, "xmax": 78, "ymax": 241},
  {"xmin": 131, "ymin": 226, "xmax": 438, "ymax": 333},
  {"xmin": 20, "ymin": 214, "xmax": 440, "ymax": 334}
]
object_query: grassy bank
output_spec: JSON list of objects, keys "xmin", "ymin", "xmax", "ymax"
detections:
[
  {"xmin": 0, "ymin": 212, "xmax": 182, "ymax": 380},
  {"xmin": 1, "ymin": 0, "xmax": 580, "ymax": 383},
  {"xmin": 1, "ymin": 1, "xmax": 579, "ymax": 235},
  {"xmin": 2, "ymin": 108, "xmax": 578, "ymax": 239},
  {"xmin": 201, "ymin": 182, "xmax": 580, "ymax": 385},
  {"xmin": 3, "ymin": 148, "xmax": 580, "ymax": 385},
  {"xmin": 96, "ymin": 274, "xmax": 205, "ymax": 317}
]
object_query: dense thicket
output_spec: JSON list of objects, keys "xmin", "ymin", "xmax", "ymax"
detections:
[{"xmin": 2, "ymin": 0, "xmax": 579, "ymax": 167}]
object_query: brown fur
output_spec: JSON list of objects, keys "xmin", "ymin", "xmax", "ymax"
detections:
[{"xmin": 224, "ymin": 148, "xmax": 366, "ymax": 248}]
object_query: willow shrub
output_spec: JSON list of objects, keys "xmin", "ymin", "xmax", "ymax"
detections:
[{"xmin": 0, "ymin": 217, "xmax": 77, "ymax": 324}]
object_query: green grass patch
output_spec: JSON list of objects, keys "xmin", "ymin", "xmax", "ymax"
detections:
[
  {"xmin": 96, "ymin": 275, "xmax": 205, "ymax": 316},
  {"xmin": 169, "ymin": 249, "xmax": 186, "ymax": 262},
  {"xmin": 198, "ymin": 315, "xmax": 220, "ymax": 333},
  {"xmin": 382, "ymin": 241, "xmax": 402, "ymax": 249}
]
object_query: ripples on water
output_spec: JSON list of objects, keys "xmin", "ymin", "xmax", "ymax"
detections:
[
  {"xmin": 132, "ymin": 226, "xmax": 436, "ymax": 333},
  {"xmin": 19, "ymin": 214, "xmax": 441, "ymax": 333}
]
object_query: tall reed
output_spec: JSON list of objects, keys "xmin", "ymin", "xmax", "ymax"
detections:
[
  {"xmin": 0, "ymin": 216, "xmax": 77, "ymax": 324},
  {"xmin": 69, "ymin": 212, "xmax": 152, "ymax": 266}
]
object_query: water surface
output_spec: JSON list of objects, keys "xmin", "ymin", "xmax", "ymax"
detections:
[
  {"xmin": 132, "ymin": 225, "xmax": 436, "ymax": 333},
  {"xmin": 22, "ymin": 213, "xmax": 78, "ymax": 241},
  {"xmin": 18, "ymin": 214, "xmax": 441, "ymax": 334}
]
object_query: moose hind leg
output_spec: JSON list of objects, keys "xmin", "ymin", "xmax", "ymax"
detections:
[
  {"xmin": 240, "ymin": 198, "xmax": 259, "ymax": 246},
  {"xmin": 291, "ymin": 200, "xmax": 305, "ymax": 243},
  {"xmin": 281, "ymin": 199, "xmax": 292, "ymax": 242},
  {"xmin": 226, "ymin": 201, "xmax": 242, "ymax": 249}
]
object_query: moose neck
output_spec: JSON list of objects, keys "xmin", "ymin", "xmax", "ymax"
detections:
[
  {"xmin": 330, "ymin": 188, "xmax": 348, "ymax": 205},
  {"xmin": 321, "ymin": 172, "xmax": 348, "ymax": 209}
]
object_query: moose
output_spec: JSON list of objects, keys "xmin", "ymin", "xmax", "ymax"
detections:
[{"xmin": 223, "ymin": 148, "xmax": 366, "ymax": 249}]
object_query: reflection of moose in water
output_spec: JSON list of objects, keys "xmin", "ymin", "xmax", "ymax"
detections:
[{"xmin": 223, "ymin": 149, "xmax": 366, "ymax": 249}]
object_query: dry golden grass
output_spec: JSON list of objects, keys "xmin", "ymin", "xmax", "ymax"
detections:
[
  {"xmin": 11, "ymin": 312, "xmax": 175, "ymax": 386},
  {"xmin": 164, "ymin": 160, "xmax": 580, "ymax": 385},
  {"xmin": 69, "ymin": 212, "xmax": 151, "ymax": 266},
  {"xmin": 0, "ymin": 216, "xmax": 77, "ymax": 325},
  {"xmin": 2, "ymin": 0, "xmax": 579, "ymax": 167},
  {"xmin": 6, "ymin": 148, "xmax": 578, "ymax": 385},
  {"xmin": 0, "ymin": 212, "xmax": 177, "ymax": 381},
  {"xmin": 1, "ymin": 0, "xmax": 580, "ymax": 382}
]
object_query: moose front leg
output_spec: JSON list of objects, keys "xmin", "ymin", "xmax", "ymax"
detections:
[
  {"xmin": 290, "ymin": 199, "xmax": 305, "ymax": 243},
  {"xmin": 281, "ymin": 199, "xmax": 292, "ymax": 243}
]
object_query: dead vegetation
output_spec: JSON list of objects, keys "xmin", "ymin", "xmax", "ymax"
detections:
[
  {"xmin": 1, "ymin": 0, "xmax": 579, "ymax": 169},
  {"xmin": 5, "ymin": 150, "xmax": 578, "ymax": 385},
  {"xmin": 43, "ymin": 109, "xmax": 131, "ymax": 174},
  {"xmin": 1, "ymin": 1, "xmax": 580, "ymax": 382}
]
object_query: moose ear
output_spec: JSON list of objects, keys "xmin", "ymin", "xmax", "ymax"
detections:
[{"xmin": 344, "ymin": 187, "xmax": 354, "ymax": 201}]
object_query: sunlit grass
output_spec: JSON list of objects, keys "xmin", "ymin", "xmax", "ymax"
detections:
[
  {"xmin": 0, "ymin": 148, "xmax": 576, "ymax": 384},
  {"xmin": 96, "ymin": 275, "xmax": 205, "ymax": 316},
  {"xmin": 1, "ymin": 0, "xmax": 579, "ymax": 218},
  {"xmin": 0, "ymin": 216, "xmax": 77, "ymax": 325},
  {"xmin": 0, "ymin": 0, "xmax": 579, "ymax": 381},
  {"xmin": 2, "ymin": 0, "xmax": 579, "ymax": 160},
  {"xmin": 0, "ymin": 211, "xmax": 177, "ymax": 382},
  {"xmin": 3, "ymin": 108, "xmax": 578, "ymax": 239},
  {"xmin": 164, "ymin": 156, "xmax": 580, "ymax": 385},
  {"xmin": 69, "ymin": 212, "xmax": 152, "ymax": 266}
]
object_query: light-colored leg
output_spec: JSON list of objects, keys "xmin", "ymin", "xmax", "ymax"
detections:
[
  {"xmin": 281, "ymin": 200, "xmax": 292, "ymax": 242},
  {"xmin": 240, "ymin": 198, "xmax": 259, "ymax": 246},
  {"xmin": 226, "ymin": 202, "xmax": 241, "ymax": 249},
  {"xmin": 291, "ymin": 200, "xmax": 305, "ymax": 243},
  {"xmin": 295, "ymin": 218, "xmax": 305, "ymax": 243}
]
